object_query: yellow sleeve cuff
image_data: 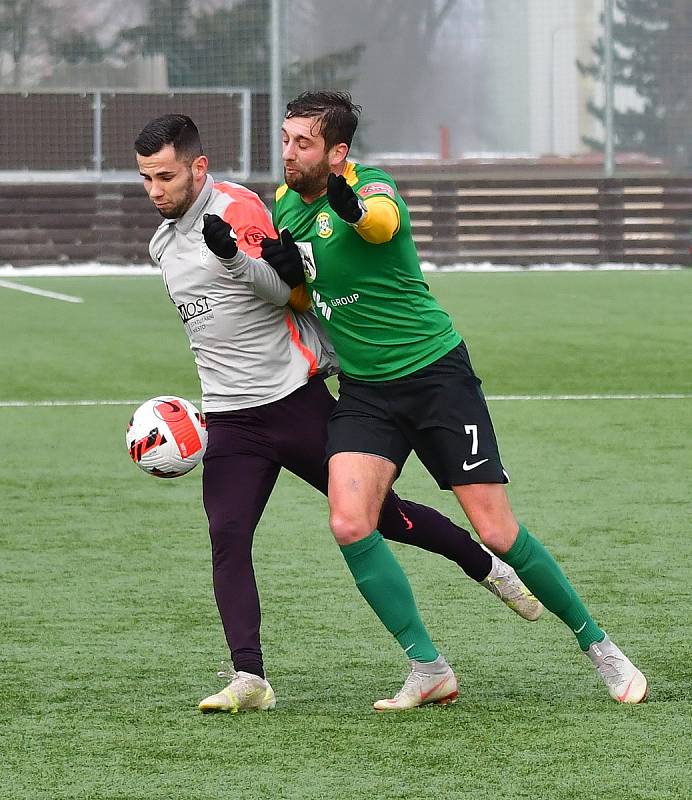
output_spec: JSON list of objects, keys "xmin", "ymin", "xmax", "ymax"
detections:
[
  {"xmin": 288, "ymin": 284, "xmax": 312, "ymax": 312},
  {"xmin": 354, "ymin": 196, "xmax": 400, "ymax": 244}
]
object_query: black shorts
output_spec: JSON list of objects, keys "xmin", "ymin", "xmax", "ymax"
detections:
[{"xmin": 326, "ymin": 342, "xmax": 508, "ymax": 489}]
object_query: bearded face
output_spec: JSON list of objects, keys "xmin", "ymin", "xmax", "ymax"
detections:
[
  {"xmin": 137, "ymin": 145, "xmax": 201, "ymax": 220},
  {"xmin": 155, "ymin": 172, "xmax": 196, "ymax": 219},
  {"xmin": 281, "ymin": 116, "xmax": 338, "ymax": 202},
  {"xmin": 283, "ymin": 153, "xmax": 332, "ymax": 199}
]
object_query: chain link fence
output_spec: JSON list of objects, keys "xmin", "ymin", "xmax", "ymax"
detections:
[{"xmin": 0, "ymin": 0, "xmax": 690, "ymax": 181}]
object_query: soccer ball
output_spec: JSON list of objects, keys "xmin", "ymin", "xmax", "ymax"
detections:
[{"xmin": 126, "ymin": 396, "xmax": 207, "ymax": 478}]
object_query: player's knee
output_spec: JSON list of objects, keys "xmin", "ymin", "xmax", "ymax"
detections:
[
  {"xmin": 208, "ymin": 517, "xmax": 248, "ymax": 556},
  {"xmin": 475, "ymin": 522, "xmax": 518, "ymax": 555},
  {"xmin": 329, "ymin": 509, "xmax": 373, "ymax": 545}
]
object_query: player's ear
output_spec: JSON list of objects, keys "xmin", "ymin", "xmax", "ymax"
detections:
[
  {"xmin": 328, "ymin": 142, "xmax": 350, "ymax": 168},
  {"xmin": 192, "ymin": 154, "xmax": 208, "ymax": 178}
]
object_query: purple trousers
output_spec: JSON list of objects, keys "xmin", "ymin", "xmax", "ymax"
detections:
[{"xmin": 202, "ymin": 376, "xmax": 490, "ymax": 677}]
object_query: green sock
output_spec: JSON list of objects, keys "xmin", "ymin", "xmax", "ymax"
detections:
[
  {"xmin": 504, "ymin": 524, "xmax": 605, "ymax": 651},
  {"xmin": 339, "ymin": 530, "xmax": 439, "ymax": 662}
]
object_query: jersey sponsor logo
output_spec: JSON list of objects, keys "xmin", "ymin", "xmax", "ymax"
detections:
[
  {"xmin": 297, "ymin": 241, "xmax": 317, "ymax": 283},
  {"xmin": 312, "ymin": 290, "xmax": 332, "ymax": 321},
  {"xmin": 177, "ymin": 296, "xmax": 212, "ymax": 324},
  {"xmin": 331, "ymin": 293, "xmax": 359, "ymax": 307},
  {"xmin": 358, "ymin": 182, "xmax": 395, "ymax": 199},
  {"xmin": 244, "ymin": 225, "xmax": 268, "ymax": 247},
  {"xmin": 316, "ymin": 211, "xmax": 333, "ymax": 239}
]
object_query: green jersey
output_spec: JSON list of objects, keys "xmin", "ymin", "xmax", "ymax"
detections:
[{"xmin": 272, "ymin": 163, "xmax": 461, "ymax": 381}]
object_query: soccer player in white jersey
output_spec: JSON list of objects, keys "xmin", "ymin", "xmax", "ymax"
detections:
[{"xmin": 135, "ymin": 114, "xmax": 542, "ymax": 713}]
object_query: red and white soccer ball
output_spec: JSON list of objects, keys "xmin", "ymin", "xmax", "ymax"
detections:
[{"xmin": 126, "ymin": 396, "xmax": 207, "ymax": 478}]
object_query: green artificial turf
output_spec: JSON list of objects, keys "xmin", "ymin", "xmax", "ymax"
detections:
[{"xmin": 1, "ymin": 271, "xmax": 690, "ymax": 799}]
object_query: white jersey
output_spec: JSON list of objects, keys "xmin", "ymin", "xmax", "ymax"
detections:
[{"xmin": 149, "ymin": 175, "xmax": 336, "ymax": 412}]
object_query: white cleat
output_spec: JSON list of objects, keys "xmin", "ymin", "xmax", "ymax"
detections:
[
  {"xmin": 586, "ymin": 635, "xmax": 649, "ymax": 704},
  {"xmin": 481, "ymin": 554, "xmax": 544, "ymax": 621},
  {"xmin": 373, "ymin": 658, "xmax": 458, "ymax": 711},
  {"xmin": 198, "ymin": 669, "xmax": 276, "ymax": 714}
]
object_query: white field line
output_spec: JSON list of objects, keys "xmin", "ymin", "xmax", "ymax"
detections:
[
  {"xmin": 0, "ymin": 279, "xmax": 83, "ymax": 303},
  {"xmin": 0, "ymin": 399, "xmax": 146, "ymax": 408},
  {"xmin": 0, "ymin": 264, "xmax": 158, "ymax": 277},
  {"xmin": 422, "ymin": 263, "xmax": 684, "ymax": 273},
  {"xmin": 0, "ymin": 263, "xmax": 685, "ymax": 278},
  {"xmin": 0, "ymin": 393, "xmax": 689, "ymax": 409},
  {"xmin": 489, "ymin": 393, "xmax": 691, "ymax": 401}
]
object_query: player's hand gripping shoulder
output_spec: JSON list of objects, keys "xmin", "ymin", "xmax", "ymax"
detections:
[
  {"xmin": 260, "ymin": 229, "xmax": 306, "ymax": 289},
  {"xmin": 326, "ymin": 173, "xmax": 367, "ymax": 224},
  {"xmin": 202, "ymin": 213, "xmax": 238, "ymax": 259}
]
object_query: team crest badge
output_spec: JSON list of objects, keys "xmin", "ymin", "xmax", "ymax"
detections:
[{"xmin": 316, "ymin": 211, "xmax": 333, "ymax": 239}]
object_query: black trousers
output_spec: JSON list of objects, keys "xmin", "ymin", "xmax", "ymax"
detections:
[{"xmin": 202, "ymin": 376, "xmax": 491, "ymax": 677}]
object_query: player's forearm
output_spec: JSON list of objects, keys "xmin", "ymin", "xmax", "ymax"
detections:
[
  {"xmin": 218, "ymin": 249, "xmax": 291, "ymax": 306},
  {"xmin": 354, "ymin": 196, "xmax": 401, "ymax": 244}
]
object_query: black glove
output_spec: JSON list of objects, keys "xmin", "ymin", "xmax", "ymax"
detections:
[
  {"xmin": 202, "ymin": 213, "xmax": 238, "ymax": 259},
  {"xmin": 260, "ymin": 229, "xmax": 305, "ymax": 289},
  {"xmin": 327, "ymin": 173, "xmax": 367, "ymax": 224}
]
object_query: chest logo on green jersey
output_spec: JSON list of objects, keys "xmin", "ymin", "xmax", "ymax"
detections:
[{"xmin": 316, "ymin": 211, "xmax": 333, "ymax": 239}]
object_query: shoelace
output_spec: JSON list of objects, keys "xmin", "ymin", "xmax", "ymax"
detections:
[
  {"xmin": 216, "ymin": 663, "xmax": 265, "ymax": 694},
  {"xmin": 217, "ymin": 661, "xmax": 236, "ymax": 681},
  {"xmin": 596, "ymin": 654, "xmax": 627, "ymax": 683},
  {"xmin": 391, "ymin": 669, "xmax": 430, "ymax": 701},
  {"xmin": 488, "ymin": 573, "xmax": 525, "ymax": 602}
]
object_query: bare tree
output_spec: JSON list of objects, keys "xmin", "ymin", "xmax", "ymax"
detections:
[
  {"xmin": 366, "ymin": 0, "xmax": 459, "ymax": 52},
  {"xmin": 0, "ymin": 0, "xmax": 128, "ymax": 86},
  {"xmin": 0, "ymin": 0, "xmax": 43, "ymax": 85}
]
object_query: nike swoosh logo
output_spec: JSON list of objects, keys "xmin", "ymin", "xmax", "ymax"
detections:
[
  {"xmin": 398, "ymin": 510, "xmax": 414, "ymax": 531},
  {"xmin": 420, "ymin": 676, "xmax": 451, "ymax": 702},
  {"xmin": 574, "ymin": 621, "xmax": 587, "ymax": 634},
  {"xmin": 616, "ymin": 675, "xmax": 635, "ymax": 702},
  {"xmin": 462, "ymin": 458, "xmax": 489, "ymax": 471}
]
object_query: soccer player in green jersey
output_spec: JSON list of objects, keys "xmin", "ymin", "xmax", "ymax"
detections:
[{"xmin": 261, "ymin": 90, "xmax": 649, "ymax": 709}]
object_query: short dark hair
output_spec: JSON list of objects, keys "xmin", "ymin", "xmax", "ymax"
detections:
[
  {"xmin": 285, "ymin": 90, "xmax": 361, "ymax": 150},
  {"xmin": 134, "ymin": 114, "xmax": 203, "ymax": 161}
]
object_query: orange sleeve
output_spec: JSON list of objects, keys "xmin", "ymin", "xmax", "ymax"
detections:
[{"xmin": 214, "ymin": 182, "xmax": 276, "ymax": 259}]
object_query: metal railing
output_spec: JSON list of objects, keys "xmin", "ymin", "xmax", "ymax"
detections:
[{"xmin": 0, "ymin": 89, "xmax": 261, "ymax": 181}]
